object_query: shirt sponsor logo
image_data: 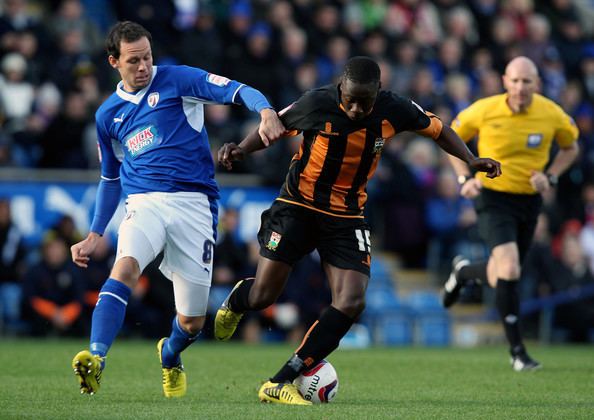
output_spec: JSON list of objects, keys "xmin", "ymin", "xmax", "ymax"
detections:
[
  {"xmin": 147, "ymin": 92, "xmax": 159, "ymax": 108},
  {"xmin": 526, "ymin": 133, "xmax": 543, "ymax": 148},
  {"xmin": 266, "ymin": 231, "xmax": 282, "ymax": 251},
  {"xmin": 125, "ymin": 125, "xmax": 159, "ymax": 157},
  {"xmin": 207, "ymin": 73, "xmax": 231, "ymax": 87}
]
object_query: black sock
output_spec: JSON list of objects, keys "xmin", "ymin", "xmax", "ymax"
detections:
[
  {"xmin": 495, "ymin": 279, "xmax": 524, "ymax": 352},
  {"xmin": 271, "ymin": 306, "xmax": 354, "ymax": 383},
  {"xmin": 227, "ymin": 278, "xmax": 254, "ymax": 312},
  {"xmin": 458, "ymin": 261, "xmax": 487, "ymax": 284}
]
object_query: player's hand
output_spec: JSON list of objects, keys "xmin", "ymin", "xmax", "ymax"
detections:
[
  {"xmin": 71, "ymin": 233, "xmax": 100, "ymax": 268},
  {"xmin": 218, "ymin": 142, "xmax": 246, "ymax": 170},
  {"xmin": 258, "ymin": 108, "xmax": 286, "ymax": 146},
  {"xmin": 530, "ymin": 171, "xmax": 550, "ymax": 193},
  {"xmin": 469, "ymin": 157, "xmax": 502, "ymax": 179},
  {"xmin": 460, "ymin": 178, "xmax": 482, "ymax": 199}
]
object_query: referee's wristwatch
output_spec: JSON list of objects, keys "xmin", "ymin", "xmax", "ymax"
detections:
[
  {"xmin": 546, "ymin": 173, "xmax": 558, "ymax": 187},
  {"xmin": 457, "ymin": 174, "xmax": 471, "ymax": 186}
]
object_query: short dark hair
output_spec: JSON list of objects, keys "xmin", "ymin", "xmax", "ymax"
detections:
[
  {"xmin": 343, "ymin": 56, "xmax": 381, "ymax": 85},
  {"xmin": 105, "ymin": 21, "xmax": 152, "ymax": 59}
]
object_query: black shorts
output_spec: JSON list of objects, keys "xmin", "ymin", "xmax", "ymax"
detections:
[
  {"xmin": 475, "ymin": 188, "xmax": 542, "ymax": 262},
  {"xmin": 258, "ymin": 200, "xmax": 371, "ymax": 276}
]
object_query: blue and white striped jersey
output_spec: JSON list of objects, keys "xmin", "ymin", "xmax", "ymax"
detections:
[{"xmin": 95, "ymin": 65, "xmax": 244, "ymax": 199}]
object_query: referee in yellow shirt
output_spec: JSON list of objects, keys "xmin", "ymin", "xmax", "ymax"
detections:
[{"xmin": 443, "ymin": 56, "xmax": 579, "ymax": 371}]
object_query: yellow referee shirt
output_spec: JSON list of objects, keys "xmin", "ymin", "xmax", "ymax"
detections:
[{"xmin": 452, "ymin": 93, "xmax": 579, "ymax": 194}]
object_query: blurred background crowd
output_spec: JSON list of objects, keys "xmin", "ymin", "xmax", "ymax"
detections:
[{"xmin": 1, "ymin": 0, "xmax": 593, "ymax": 343}]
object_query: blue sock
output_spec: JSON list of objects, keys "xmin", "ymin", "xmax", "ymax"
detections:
[
  {"xmin": 161, "ymin": 316, "xmax": 200, "ymax": 368},
  {"xmin": 90, "ymin": 278, "xmax": 131, "ymax": 366}
]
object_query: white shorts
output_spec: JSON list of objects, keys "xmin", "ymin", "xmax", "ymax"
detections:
[{"xmin": 115, "ymin": 191, "xmax": 217, "ymax": 315}]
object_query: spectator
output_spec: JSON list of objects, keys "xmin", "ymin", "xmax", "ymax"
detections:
[
  {"xmin": 177, "ymin": 4, "xmax": 223, "ymax": 73},
  {"xmin": 520, "ymin": 14, "xmax": 557, "ymax": 68},
  {"xmin": 426, "ymin": 169, "xmax": 477, "ymax": 281},
  {"xmin": 389, "ymin": 40, "xmax": 421, "ymax": 96},
  {"xmin": 549, "ymin": 233, "xmax": 594, "ymax": 342},
  {"xmin": 38, "ymin": 89, "xmax": 91, "ymax": 168},
  {"xmin": 0, "ymin": 198, "xmax": 26, "ymax": 333},
  {"xmin": 22, "ymin": 233, "xmax": 86, "ymax": 336},
  {"xmin": 0, "ymin": 53, "xmax": 35, "ymax": 133},
  {"xmin": 48, "ymin": 0, "xmax": 103, "ymax": 55}
]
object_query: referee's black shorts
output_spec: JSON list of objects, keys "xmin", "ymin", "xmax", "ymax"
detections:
[{"xmin": 475, "ymin": 188, "xmax": 542, "ymax": 262}]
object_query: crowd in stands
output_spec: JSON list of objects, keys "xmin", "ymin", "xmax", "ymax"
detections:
[{"xmin": 1, "ymin": 0, "xmax": 593, "ymax": 341}]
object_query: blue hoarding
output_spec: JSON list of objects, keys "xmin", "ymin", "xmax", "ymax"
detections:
[{"xmin": 0, "ymin": 181, "xmax": 278, "ymax": 247}]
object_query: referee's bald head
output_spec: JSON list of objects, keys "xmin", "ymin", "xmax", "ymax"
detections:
[
  {"xmin": 503, "ymin": 56, "xmax": 540, "ymax": 113},
  {"xmin": 505, "ymin": 56, "xmax": 539, "ymax": 79}
]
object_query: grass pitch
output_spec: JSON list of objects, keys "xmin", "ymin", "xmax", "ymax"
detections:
[{"xmin": 0, "ymin": 339, "xmax": 592, "ymax": 419}]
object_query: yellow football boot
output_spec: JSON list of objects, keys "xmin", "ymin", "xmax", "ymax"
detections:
[
  {"xmin": 157, "ymin": 338, "xmax": 187, "ymax": 398},
  {"xmin": 72, "ymin": 350, "xmax": 103, "ymax": 395},
  {"xmin": 258, "ymin": 381, "xmax": 312, "ymax": 405},
  {"xmin": 214, "ymin": 280, "xmax": 245, "ymax": 341}
]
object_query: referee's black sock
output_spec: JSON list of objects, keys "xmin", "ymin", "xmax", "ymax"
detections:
[
  {"xmin": 495, "ymin": 279, "xmax": 524, "ymax": 352},
  {"xmin": 271, "ymin": 306, "xmax": 354, "ymax": 383},
  {"xmin": 458, "ymin": 261, "xmax": 487, "ymax": 284},
  {"xmin": 227, "ymin": 278, "xmax": 254, "ymax": 312}
]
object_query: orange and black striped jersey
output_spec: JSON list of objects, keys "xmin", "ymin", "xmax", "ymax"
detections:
[{"xmin": 277, "ymin": 84, "xmax": 443, "ymax": 217}]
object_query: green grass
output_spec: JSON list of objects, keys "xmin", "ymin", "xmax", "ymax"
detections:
[{"xmin": 0, "ymin": 339, "xmax": 593, "ymax": 419}]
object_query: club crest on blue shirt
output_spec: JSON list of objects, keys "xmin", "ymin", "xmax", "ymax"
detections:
[
  {"xmin": 373, "ymin": 138, "xmax": 386, "ymax": 154},
  {"xmin": 125, "ymin": 125, "xmax": 160, "ymax": 157},
  {"xmin": 147, "ymin": 92, "xmax": 159, "ymax": 108},
  {"xmin": 526, "ymin": 133, "xmax": 543, "ymax": 148}
]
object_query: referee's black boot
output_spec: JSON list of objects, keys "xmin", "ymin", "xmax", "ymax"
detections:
[
  {"xmin": 442, "ymin": 256, "xmax": 470, "ymax": 308},
  {"xmin": 510, "ymin": 346, "xmax": 542, "ymax": 372}
]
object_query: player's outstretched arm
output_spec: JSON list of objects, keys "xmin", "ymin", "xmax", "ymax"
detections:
[
  {"xmin": 435, "ymin": 125, "xmax": 502, "ymax": 179},
  {"xmin": 258, "ymin": 109, "xmax": 285, "ymax": 146},
  {"xmin": 218, "ymin": 128, "xmax": 268, "ymax": 170}
]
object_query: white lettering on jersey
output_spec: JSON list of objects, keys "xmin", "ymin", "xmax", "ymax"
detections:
[
  {"xmin": 125, "ymin": 126, "xmax": 158, "ymax": 157},
  {"xmin": 207, "ymin": 73, "xmax": 231, "ymax": 87}
]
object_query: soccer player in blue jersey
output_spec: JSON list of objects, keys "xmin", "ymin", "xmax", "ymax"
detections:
[{"xmin": 69, "ymin": 21, "xmax": 285, "ymax": 397}]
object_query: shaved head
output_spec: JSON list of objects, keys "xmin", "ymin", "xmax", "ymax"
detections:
[
  {"xmin": 503, "ymin": 56, "xmax": 540, "ymax": 113},
  {"xmin": 505, "ymin": 56, "xmax": 539, "ymax": 79}
]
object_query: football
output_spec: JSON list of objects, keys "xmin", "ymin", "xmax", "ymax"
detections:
[{"xmin": 294, "ymin": 359, "xmax": 339, "ymax": 403}]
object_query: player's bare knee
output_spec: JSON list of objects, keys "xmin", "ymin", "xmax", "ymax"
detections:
[
  {"xmin": 178, "ymin": 315, "xmax": 204, "ymax": 335},
  {"xmin": 110, "ymin": 257, "xmax": 141, "ymax": 287},
  {"xmin": 497, "ymin": 261, "xmax": 521, "ymax": 279}
]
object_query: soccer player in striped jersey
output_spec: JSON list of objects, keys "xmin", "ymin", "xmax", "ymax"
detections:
[
  {"xmin": 69, "ymin": 21, "xmax": 285, "ymax": 397},
  {"xmin": 215, "ymin": 56, "xmax": 501, "ymax": 405}
]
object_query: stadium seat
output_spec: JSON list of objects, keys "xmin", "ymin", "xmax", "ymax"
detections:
[
  {"xmin": 405, "ymin": 291, "xmax": 451, "ymax": 346},
  {"xmin": 373, "ymin": 306, "xmax": 415, "ymax": 346}
]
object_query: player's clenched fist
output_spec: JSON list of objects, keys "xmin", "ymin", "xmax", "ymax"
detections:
[
  {"xmin": 70, "ymin": 232, "xmax": 100, "ymax": 268},
  {"xmin": 218, "ymin": 143, "xmax": 246, "ymax": 170}
]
